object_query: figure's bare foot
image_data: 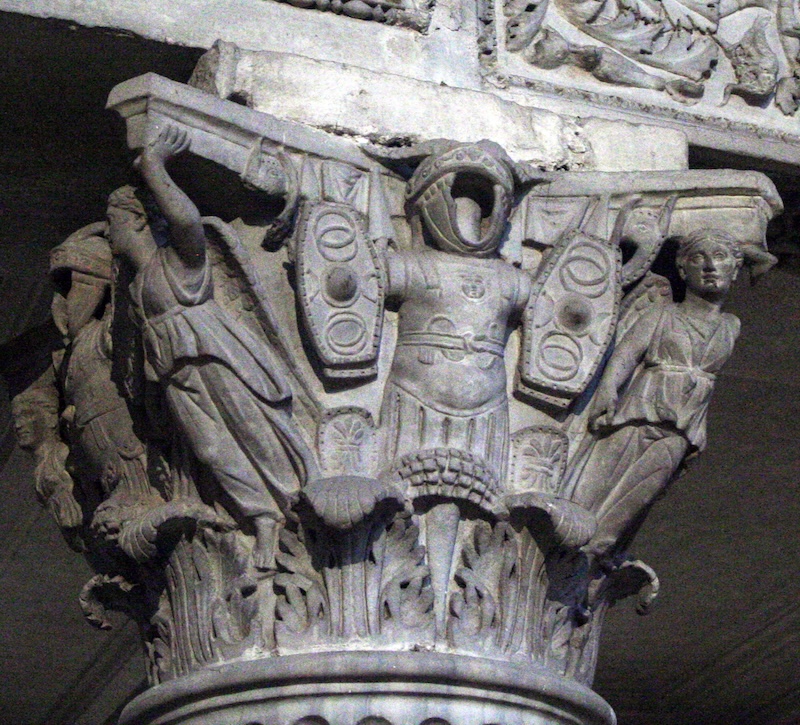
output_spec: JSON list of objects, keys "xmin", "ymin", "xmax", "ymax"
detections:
[{"xmin": 252, "ymin": 515, "xmax": 279, "ymax": 572}]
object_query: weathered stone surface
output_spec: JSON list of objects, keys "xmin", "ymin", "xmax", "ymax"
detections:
[
  {"xmin": 0, "ymin": 0, "xmax": 480, "ymax": 87},
  {"xmin": 9, "ymin": 0, "xmax": 800, "ymax": 168},
  {"xmin": 118, "ymin": 651, "xmax": 616, "ymax": 725},
  {"xmin": 9, "ymin": 31, "xmax": 784, "ymax": 725},
  {"xmin": 580, "ymin": 119, "xmax": 688, "ymax": 173},
  {"xmin": 187, "ymin": 44, "xmax": 594, "ymax": 170},
  {"xmin": 489, "ymin": 0, "xmax": 800, "ymax": 164},
  {"xmin": 187, "ymin": 42, "xmax": 696, "ymax": 173}
]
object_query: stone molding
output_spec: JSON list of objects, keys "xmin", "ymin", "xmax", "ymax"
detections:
[
  {"xmin": 12, "ymin": 68, "xmax": 781, "ymax": 725},
  {"xmin": 119, "ymin": 651, "xmax": 616, "ymax": 725},
  {"xmin": 481, "ymin": 0, "xmax": 800, "ymax": 165},
  {"xmin": 9, "ymin": 0, "xmax": 800, "ymax": 164}
]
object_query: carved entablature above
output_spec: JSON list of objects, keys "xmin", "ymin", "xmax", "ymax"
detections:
[
  {"xmin": 15, "ymin": 72, "xmax": 782, "ymax": 725},
  {"xmin": 265, "ymin": 0, "xmax": 431, "ymax": 30},
  {"xmin": 483, "ymin": 0, "xmax": 800, "ymax": 164}
]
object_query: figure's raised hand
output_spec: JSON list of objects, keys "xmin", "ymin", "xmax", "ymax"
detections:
[
  {"xmin": 132, "ymin": 120, "xmax": 206, "ymax": 265},
  {"xmin": 142, "ymin": 124, "xmax": 191, "ymax": 165}
]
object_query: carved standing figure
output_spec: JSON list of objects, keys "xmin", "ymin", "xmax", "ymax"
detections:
[
  {"xmin": 108, "ymin": 125, "xmax": 318, "ymax": 570},
  {"xmin": 14, "ymin": 225, "xmax": 155, "ymax": 553},
  {"xmin": 381, "ymin": 141, "xmax": 532, "ymax": 482},
  {"xmin": 375, "ymin": 141, "xmax": 537, "ymax": 630},
  {"xmin": 572, "ymin": 228, "xmax": 749, "ymax": 557},
  {"xmin": 49, "ymin": 228, "xmax": 152, "ymax": 506}
]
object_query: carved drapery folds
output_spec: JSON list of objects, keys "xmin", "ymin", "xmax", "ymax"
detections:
[{"xmin": 14, "ymin": 73, "xmax": 780, "ymax": 725}]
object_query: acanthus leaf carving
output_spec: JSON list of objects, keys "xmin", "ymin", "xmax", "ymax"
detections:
[
  {"xmin": 373, "ymin": 514, "xmax": 435, "ymax": 639},
  {"xmin": 274, "ymin": 525, "xmax": 332, "ymax": 646},
  {"xmin": 448, "ymin": 521, "xmax": 516, "ymax": 652},
  {"xmin": 14, "ymin": 75, "xmax": 781, "ymax": 718},
  {"xmin": 318, "ymin": 407, "xmax": 379, "ymax": 476}
]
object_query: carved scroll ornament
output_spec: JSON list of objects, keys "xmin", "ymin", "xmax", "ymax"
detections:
[
  {"xmin": 13, "ymin": 74, "xmax": 781, "ymax": 725},
  {"xmin": 503, "ymin": 0, "xmax": 800, "ymax": 114}
]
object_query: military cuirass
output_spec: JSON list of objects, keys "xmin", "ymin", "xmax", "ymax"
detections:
[{"xmin": 389, "ymin": 250, "xmax": 527, "ymax": 413}]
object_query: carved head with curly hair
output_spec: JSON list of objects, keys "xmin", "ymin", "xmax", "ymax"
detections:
[{"xmin": 676, "ymin": 228, "xmax": 744, "ymax": 301}]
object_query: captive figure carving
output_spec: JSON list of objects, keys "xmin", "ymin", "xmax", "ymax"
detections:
[
  {"xmin": 12, "ymin": 382, "xmax": 82, "ymax": 546},
  {"xmin": 12, "ymin": 70, "xmax": 783, "ymax": 725},
  {"xmin": 15, "ymin": 223, "xmax": 156, "ymax": 552},
  {"xmin": 49, "ymin": 227, "xmax": 152, "ymax": 510}
]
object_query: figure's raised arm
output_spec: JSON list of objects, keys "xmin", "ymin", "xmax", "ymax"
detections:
[{"xmin": 137, "ymin": 125, "xmax": 205, "ymax": 268}]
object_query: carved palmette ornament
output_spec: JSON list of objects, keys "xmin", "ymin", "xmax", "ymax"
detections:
[
  {"xmin": 509, "ymin": 426, "xmax": 569, "ymax": 496},
  {"xmin": 505, "ymin": 427, "xmax": 596, "ymax": 549},
  {"xmin": 519, "ymin": 230, "xmax": 620, "ymax": 408},
  {"xmin": 317, "ymin": 407, "xmax": 378, "ymax": 476},
  {"xmin": 295, "ymin": 200, "xmax": 385, "ymax": 379}
]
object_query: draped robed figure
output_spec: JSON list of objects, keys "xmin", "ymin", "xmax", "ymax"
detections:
[
  {"xmin": 107, "ymin": 126, "xmax": 317, "ymax": 570},
  {"xmin": 571, "ymin": 228, "xmax": 745, "ymax": 558}
]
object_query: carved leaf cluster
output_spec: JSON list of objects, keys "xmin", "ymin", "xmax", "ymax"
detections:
[
  {"xmin": 449, "ymin": 522, "xmax": 516, "ymax": 651},
  {"xmin": 505, "ymin": 0, "xmax": 796, "ymax": 113},
  {"xmin": 376, "ymin": 516, "xmax": 434, "ymax": 636},
  {"xmin": 275, "ymin": 527, "xmax": 331, "ymax": 645}
]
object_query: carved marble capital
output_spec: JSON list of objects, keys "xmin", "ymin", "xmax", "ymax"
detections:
[{"xmin": 15, "ymin": 72, "xmax": 780, "ymax": 725}]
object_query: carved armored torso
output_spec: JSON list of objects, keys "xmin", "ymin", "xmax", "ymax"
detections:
[
  {"xmin": 61, "ymin": 316, "xmax": 147, "ymax": 496},
  {"xmin": 381, "ymin": 249, "xmax": 532, "ymax": 479},
  {"xmin": 387, "ymin": 249, "xmax": 531, "ymax": 413}
]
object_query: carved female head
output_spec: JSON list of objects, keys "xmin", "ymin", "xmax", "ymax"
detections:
[
  {"xmin": 106, "ymin": 185, "xmax": 158, "ymax": 268},
  {"xmin": 676, "ymin": 228, "xmax": 743, "ymax": 300}
]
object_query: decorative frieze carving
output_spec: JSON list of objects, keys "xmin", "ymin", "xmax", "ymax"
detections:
[
  {"xmin": 267, "ymin": 0, "xmax": 432, "ymax": 30},
  {"xmin": 14, "ymin": 74, "xmax": 780, "ymax": 725},
  {"xmin": 501, "ymin": 0, "xmax": 794, "ymax": 107},
  {"xmin": 478, "ymin": 0, "xmax": 800, "ymax": 166}
]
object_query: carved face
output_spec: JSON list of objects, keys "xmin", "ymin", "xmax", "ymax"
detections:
[
  {"xmin": 107, "ymin": 205, "xmax": 155, "ymax": 269},
  {"xmin": 11, "ymin": 402, "xmax": 47, "ymax": 450},
  {"xmin": 622, "ymin": 207, "xmax": 663, "ymax": 248},
  {"xmin": 106, "ymin": 206, "xmax": 138, "ymax": 257},
  {"xmin": 251, "ymin": 154, "xmax": 287, "ymax": 196},
  {"xmin": 678, "ymin": 239, "xmax": 741, "ymax": 298}
]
